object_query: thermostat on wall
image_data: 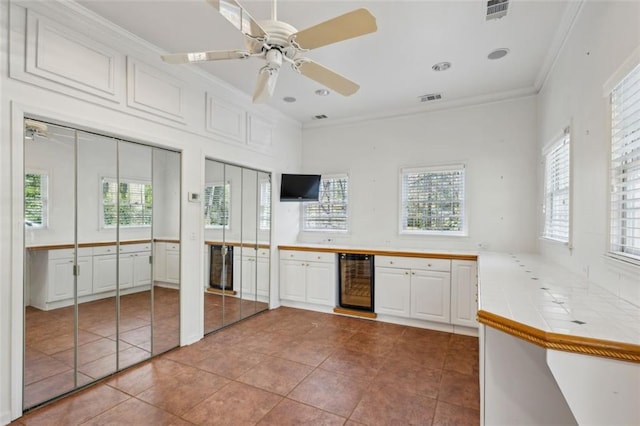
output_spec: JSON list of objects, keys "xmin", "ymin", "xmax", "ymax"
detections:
[{"xmin": 188, "ymin": 192, "xmax": 200, "ymax": 202}]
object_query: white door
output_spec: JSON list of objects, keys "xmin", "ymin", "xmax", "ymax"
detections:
[
  {"xmin": 410, "ymin": 270, "xmax": 451, "ymax": 323},
  {"xmin": 48, "ymin": 258, "xmax": 75, "ymax": 302},
  {"xmin": 280, "ymin": 259, "xmax": 306, "ymax": 302},
  {"xmin": 241, "ymin": 256, "xmax": 256, "ymax": 300},
  {"xmin": 166, "ymin": 250, "xmax": 180, "ymax": 284},
  {"xmin": 133, "ymin": 252, "xmax": 152, "ymax": 287},
  {"xmin": 76, "ymin": 256, "xmax": 93, "ymax": 297},
  {"xmin": 118, "ymin": 254, "xmax": 133, "ymax": 289},
  {"xmin": 451, "ymin": 260, "xmax": 478, "ymax": 327},
  {"xmin": 256, "ymin": 256, "xmax": 269, "ymax": 299},
  {"xmin": 153, "ymin": 242, "xmax": 167, "ymax": 281},
  {"xmin": 93, "ymin": 254, "xmax": 117, "ymax": 293},
  {"xmin": 306, "ymin": 261, "xmax": 334, "ymax": 306},
  {"xmin": 374, "ymin": 267, "xmax": 411, "ymax": 317}
]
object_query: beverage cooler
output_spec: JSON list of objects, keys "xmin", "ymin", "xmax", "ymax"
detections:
[
  {"xmin": 210, "ymin": 245, "xmax": 233, "ymax": 290},
  {"xmin": 338, "ymin": 253, "xmax": 374, "ymax": 312}
]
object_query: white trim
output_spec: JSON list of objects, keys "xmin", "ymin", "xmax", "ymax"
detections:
[
  {"xmin": 603, "ymin": 253, "xmax": 640, "ymax": 274},
  {"xmin": 603, "ymin": 44, "xmax": 640, "ymax": 97}
]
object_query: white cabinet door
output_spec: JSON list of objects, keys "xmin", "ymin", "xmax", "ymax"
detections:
[
  {"xmin": 77, "ymin": 256, "xmax": 93, "ymax": 297},
  {"xmin": 154, "ymin": 242, "xmax": 167, "ymax": 281},
  {"xmin": 118, "ymin": 254, "xmax": 134, "ymax": 289},
  {"xmin": 375, "ymin": 267, "xmax": 411, "ymax": 317},
  {"xmin": 280, "ymin": 259, "xmax": 306, "ymax": 302},
  {"xmin": 411, "ymin": 270, "xmax": 451, "ymax": 323},
  {"xmin": 451, "ymin": 260, "xmax": 478, "ymax": 327},
  {"xmin": 256, "ymin": 256, "xmax": 269, "ymax": 298},
  {"xmin": 93, "ymin": 254, "xmax": 117, "ymax": 293},
  {"xmin": 166, "ymin": 250, "xmax": 180, "ymax": 283},
  {"xmin": 133, "ymin": 252, "xmax": 152, "ymax": 287},
  {"xmin": 48, "ymin": 258, "xmax": 75, "ymax": 302},
  {"xmin": 241, "ymin": 256, "xmax": 256, "ymax": 300},
  {"xmin": 306, "ymin": 261, "xmax": 334, "ymax": 306}
]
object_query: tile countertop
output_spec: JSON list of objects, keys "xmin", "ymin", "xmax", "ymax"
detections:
[{"xmin": 477, "ymin": 252, "xmax": 640, "ymax": 347}]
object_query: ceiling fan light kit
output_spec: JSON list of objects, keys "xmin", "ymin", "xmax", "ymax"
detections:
[{"xmin": 161, "ymin": 0, "xmax": 377, "ymax": 103}]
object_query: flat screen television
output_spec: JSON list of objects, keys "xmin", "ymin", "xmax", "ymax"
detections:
[{"xmin": 280, "ymin": 174, "xmax": 321, "ymax": 202}]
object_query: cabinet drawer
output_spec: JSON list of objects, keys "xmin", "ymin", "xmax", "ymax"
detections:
[
  {"xmin": 375, "ymin": 255, "xmax": 450, "ymax": 272},
  {"xmin": 93, "ymin": 245, "xmax": 117, "ymax": 256},
  {"xmin": 281, "ymin": 250, "xmax": 335, "ymax": 263},
  {"xmin": 257, "ymin": 248, "xmax": 270, "ymax": 258},
  {"xmin": 165, "ymin": 243, "xmax": 180, "ymax": 252},
  {"xmin": 48, "ymin": 247, "xmax": 93, "ymax": 259},
  {"xmin": 120, "ymin": 243, "xmax": 152, "ymax": 253}
]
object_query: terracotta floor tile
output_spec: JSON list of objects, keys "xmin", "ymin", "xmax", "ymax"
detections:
[
  {"xmin": 183, "ymin": 381, "xmax": 282, "ymax": 425},
  {"xmin": 444, "ymin": 350, "xmax": 480, "ymax": 377},
  {"xmin": 389, "ymin": 340, "xmax": 448, "ymax": 371},
  {"xmin": 162, "ymin": 341, "xmax": 218, "ymax": 366},
  {"xmin": 274, "ymin": 338, "xmax": 336, "ymax": 367},
  {"xmin": 432, "ymin": 400, "xmax": 480, "ymax": 426},
  {"xmin": 376, "ymin": 357, "xmax": 442, "ymax": 399},
  {"xmin": 136, "ymin": 368, "xmax": 229, "ymax": 416},
  {"xmin": 106, "ymin": 358, "xmax": 193, "ymax": 396},
  {"xmin": 438, "ymin": 370, "xmax": 480, "ymax": 410},
  {"xmin": 319, "ymin": 348, "xmax": 385, "ymax": 380},
  {"xmin": 237, "ymin": 356, "xmax": 313, "ymax": 396},
  {"xmin": 195, "ymin": 347, "xmax": 267, "ymax": 379},
  {"xmin": 29, "ymin": 330, "xmax": 102, "ymax": 356},
  {"xmin": 350, "ymin": 383, "xmax": 437, "ymax": 426},
  {"xmin": 288, "ymin": 368, "xmax": 368, "ymax": 417},
  {"xmin": 342, "ymin": 332, "xmax": 397, "ymax": 356},
  {"xmin": 356, "ymin": 320, "xmax": 406, "ymax": 338},
  {"xmin": 21, "ymin": 384, "xmax": 130, "ymax": 426},
  {"xmin": 81, "ymin": 397, "xmax": 192, "ymax": 426},
  {"xmin": 232, "ymin": 331, "xmax": 295, "ymax": 356},
  {"xmin": 302, "ymin": 326, "xmax": 357, "ymax": 346},
  {"xmin": 24, "ymin": 354, "xmax": 71, "ymax": 385},
  {"xmin": 51, "ymin": 337, "xmax": 120, "ymax": 367},
  {"xmin": 257, "ymin": 398, "xmax": 346, "ymax": 425},
  {"xmin": 449, "ymin": 334, "xmax": 479, "ymax": 353}
]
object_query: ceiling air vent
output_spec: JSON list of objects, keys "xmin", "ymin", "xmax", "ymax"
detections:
[
  {"xmin": 312, "ymin": 114, "xmax": 328, "ymax": 120},
  {"xmin": 419, "ymin": 93, "xmax": 442, "ymax": 103},
  {"xmin": 486, "ymin": 0, "xmax": 509, "ymax": 21}
]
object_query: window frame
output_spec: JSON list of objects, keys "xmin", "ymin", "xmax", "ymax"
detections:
[
  {"xmin": 541, "ymin": 126, "xmax": 572, "ymax": 245},
  {"xmin": 204, "ymin": 181, "xmax": 231, "ymax": 230},
  {"xmin": 607, "ymin": 61, "xmax": 640, "ymax": 265},
  {"xmin": 259, "ymin": 178, "xmax": 271, "ymax": 231},
  {"xmin": 302, "ymin": 173, "xmax": 349, "ymax": 233},
  {"xmin": 399, "ymin": 164, "xmax": 467, "ymax": 236},
  {"xmin": 100, "ymin": 176, "xmax": 153, "ymax": 229},
  {"xmin": 24, "ymin": 170, "xmax": 49, "ymax": 229}
]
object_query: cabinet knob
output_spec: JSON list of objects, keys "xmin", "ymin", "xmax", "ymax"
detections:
[
  {"xmin": 411, "ymin": 272, "xmax": 415, "ymax": 275},
  {"xmin": 390, "ymin": 261, "xmax": 394, "ymax": 264},
  {"xmin": 405, "ymin": 271, "xmax": 409, "ymax": 275},
  {"xmin": 427, "ymin": 264, "xmax": 432, "ymax": 267},
  {"xmin": 317, "ymin": 256, "xmax": 321, "ymax": 259}
]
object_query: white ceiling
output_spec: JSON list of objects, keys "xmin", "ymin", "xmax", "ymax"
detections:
[{"xmin": 77, "ymin": 0, "xmax": 573, "ymax": 124}]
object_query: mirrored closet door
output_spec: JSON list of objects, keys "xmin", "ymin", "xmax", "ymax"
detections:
[
  {"xmin": 23, "ymin": 119, "xmax": 181, "ymax": 409},
  {"xmin": 203, "ymin": 159, "xmax": 271, "ymax": 335}
]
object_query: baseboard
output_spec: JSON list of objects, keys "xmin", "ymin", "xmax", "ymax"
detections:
[{"xmin": 1, "ymin": 410, "xmax": 14, "ymax": 426}]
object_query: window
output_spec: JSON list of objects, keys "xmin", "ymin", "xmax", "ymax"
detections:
[
  {"xmin": 24, "ymin": 173, "xmax": 48, "ymax": 228},
  {"xmin": 610, "ymin": 63, "xmax": 640, "ymax": 261},
  {"xmin": 102, "ymin": 178, "xmax": 152, "ymax": 227},
  {"xmin": 259, "ymin": 179, "xmax": 271, "ymax": 230},
  {"xmin": 401, "ymin": 165, "xmax": 466, "ymax": 235},
  {"xmin": 542, "ymin": 128, "xmax": 571, "ymax": 243},
  {"xmin": 204, "ymin": 182, "xmax": 230, "ymax": 229},
  {"xmin": 303, "ymin": 174, "xmax": 349, "ymax": 231}
]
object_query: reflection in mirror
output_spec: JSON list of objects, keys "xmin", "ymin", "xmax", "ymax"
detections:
[
  {"xmin": 203, "ymin": 159, "xmax": 226, "ymax": 333},
  {"xmin": 114, "ymin": 141, "xmax": 153, "ymax": 369},
  {"xmin": 203, "ymin": 158, "xmax": 271, "ymax": 334},
  {"xmin": 23, "ymin": 122, "xmax": 78, "ymax": 409},
  {"xmin": 152, "ymin": 149, "xmax": 181, "ymax": 355}
]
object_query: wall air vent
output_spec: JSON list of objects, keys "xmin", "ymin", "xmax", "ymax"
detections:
[
  {"xmin": 419, "ymin": 93, "xmax": 442, "ymax": 103},
  {"xmin": 486, "ymin": 0, "xmax": 509, "ymax": 20},
  {"xmin": 312, "ymin": 114, "xmax": 328, "ymax": 120}
]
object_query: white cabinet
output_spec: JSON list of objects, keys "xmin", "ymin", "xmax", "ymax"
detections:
[
  {"xmin": 451, "ymin": 260, "xmax": 478, "ymax": 327},
  {"xmin": 154, "ymin": 242, "xmax": 180, "ymax": 284},
  {"xmin": 47, "ymin": 249, "xmax": 93, "ymax": 303},
  {"xmin": 280, "ymin": 250, "xmax": 336, "ymax": 307},
  {"xmin": 375, "ymin": 255, "xmax": 451, "ymax": 324},
  {"xmin": 235, "ymin": 247, "xmax": 269, "ymax": 301},
  {"xmin": 92, "ymin": 243, "xmax": 151, "ymax": 293}
]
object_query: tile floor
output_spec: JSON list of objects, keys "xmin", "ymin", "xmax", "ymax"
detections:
[{"xmin": 15, "ymin": 307, "xmax": 480, "ymax": 425}]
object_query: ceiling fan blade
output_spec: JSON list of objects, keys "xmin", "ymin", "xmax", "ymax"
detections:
[
  {"xmin": 253, "ymin": 68, "xmax": 279, "ymax": 103},
  {"xmin": 297, "ymin": 60, "xmax": 359, "ymax": 96},
  {"xmin": 161, "ymin": 50, "xmax": 250, "ymax": 64},
  {"xmin": 291, "ymin": 8, "xmax": 377, "ymax": 51},
  {"xmin": 207, "ymin": 0, "xmax": 267, "ymax": 39}
]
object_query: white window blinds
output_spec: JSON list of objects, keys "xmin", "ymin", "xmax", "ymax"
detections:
[
  {"xmin": 102, "ymin": 178, "xmax": 153, "ymax": 227},
  {"xmin": 25, "ymin": 173, "xmax": 48, "ymax": 228},
  {"xmin": 204, "ymin": 183, "xmax": 230, "ymax": 229},
  {"xmin": 259, "ymin": 179, "xmax": 271, "ymax": 230},
  {"xmin": 303, "ymin": 175, "xmax": 349, "ymax": 231},
  {"xmin": 401, "ymin": 165, "xmax": 466, "ymax": 234},
  {"xmin": 610, "ymin": 63, "xmax": 640, "ymax": 260},
  {"xmin": 542, "ymin": 129, "xmax": 571, "ymax": 242}
]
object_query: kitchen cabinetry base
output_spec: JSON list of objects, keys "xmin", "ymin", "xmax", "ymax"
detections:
[
  {"xmin": 30, "ymin": 284, "xmax": 151, "ymax": 311},
  {"xmin": 333, "ymin": 307, "xmax": 377, "ymax": 319}
]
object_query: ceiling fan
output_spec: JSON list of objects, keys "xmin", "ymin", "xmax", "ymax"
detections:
[{"xmin": 161, "ymin": 0, "xmax": 377, "ymax": 103}]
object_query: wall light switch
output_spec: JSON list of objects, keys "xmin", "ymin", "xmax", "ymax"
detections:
[{"xmin": 188, "ymin": 192, "xmax": 200, "ymax": 202}]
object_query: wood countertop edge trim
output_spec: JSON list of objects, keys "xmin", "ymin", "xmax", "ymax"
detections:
[
  {"xmin": 27, "ymin": 240, "xmax": 153, "ymax": 251},
  {"xmin": 477, "ymin": 310, "xmax": 640, "ymax": 363},
  {"xmin": 205, "ymin": 241, "xmax": 270, "ymax": 249},
  {"xmin": 277, "ymin": 245, "xmax": 477, "ymax": 261}
]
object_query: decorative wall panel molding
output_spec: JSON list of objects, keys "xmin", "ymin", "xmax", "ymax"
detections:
[
  {"xmin": 126, "ymin": 58, "xmax": 187, "ymax": 123},
  {"xmin": 204, "ymin": 94, "xmax": 246, "ymax": 143},
  {"xmin": 24, "ymin": 9, "xmax": 122, "ymax": 102},
  {"xmin": 247, "ymin": 113, "xmax": 274, "ymax": 149}
]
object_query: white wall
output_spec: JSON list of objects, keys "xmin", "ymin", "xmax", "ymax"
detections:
[
  {"xmin": 0, "ymin": 0, "xmax": 302, "ymax": 422},
  {"xmin": 536, "ymin": 1, "xmax": 640, "ymax": 306},
  {"xmin": 300, "ymin": 96, "xmax": 538, "ymax": 253}
]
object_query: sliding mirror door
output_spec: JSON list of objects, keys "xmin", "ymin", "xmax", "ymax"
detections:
[
  {"xmin": 23, "ymin": 123, "xmax": 78, "ymax": 408},
  {"xmin": 203, "ymin": 158, "xmax": 271, "ymax": 333},
  {"xmin": 152, "ymin": 149, "xmax": 181, "ymax": 354}
]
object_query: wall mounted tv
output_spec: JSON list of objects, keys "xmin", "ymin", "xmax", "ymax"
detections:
[{"xmin": 280, "ymin": 174, "xmax": 321, "ymax": 202}]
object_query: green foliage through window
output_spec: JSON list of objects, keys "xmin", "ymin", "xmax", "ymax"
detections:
[
  {"xmin": 303, "ymin": 175, "xmax": 349, "ymax": 231},
  {"xmin": 102, "ymin": 178, "xmax": 152, "ymax": 227},
  {"xmin": 25, "ymin": 173, "xmax": 47, "ymax": 228},
  {"xmin": 204, "ymin": 183, "xmax": 230, "ymax": 228}
]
